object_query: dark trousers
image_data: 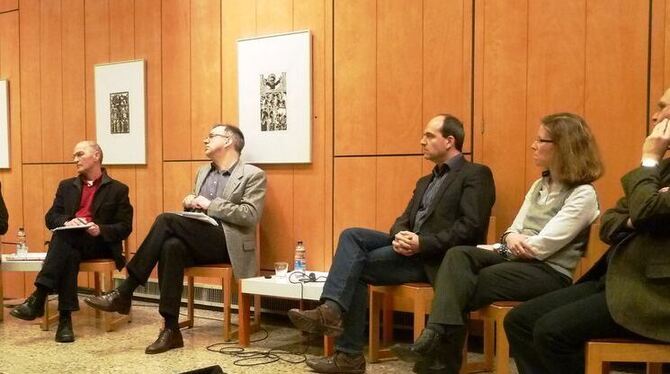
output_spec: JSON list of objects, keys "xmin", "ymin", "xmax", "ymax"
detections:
[
  {"xmin": 504, "ymin": 279, "xmax": 641, "ymax": 374},
  {"xmin": 126, "ymin": 213, "xmax": 229, "ymax": 319},
  {"xmin": 36, "ymin": 230, "xmax": 112, "ymax": 311},
  {"xmin": 320, "ymin": 228, "xmax": 429, "ymax": 354},
  {"xmin": 427, "ymin": 246, "xmax": 571, "ymax": 373}
]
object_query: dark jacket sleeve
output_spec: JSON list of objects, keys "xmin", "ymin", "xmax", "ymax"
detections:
[
  {"xmin": 599, "ymin": 195, "xmax": 633, "ymax": 245},
  {"xmin": 620, "ymin": 162, "xmax": 670, "ymax": 233},
  {"xmin": 98, "ymin": 183, "xmax": 133, "ymax": 243},
  {"xmin": 44, "ymin": 180, "xmax": 73, "ymax": 230},
  {"xmin": 0, "ymin": 182, "xmax": 8, "ymax": 235},
  {"xmin": 418, "ymin": 165, "xmax": 495, "ymax": 257}
]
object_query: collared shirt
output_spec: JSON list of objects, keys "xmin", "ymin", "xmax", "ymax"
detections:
[
  {"xmin": 75, "ymin": 174, "xmax": 103, "ymax": 221},
  {"xmin": 413, "ymin": 154, "xmax": 464, "ymax": 232},
  {"xmin": 198, "ymin": 162, "xmax": 237, "ymax": 201}
]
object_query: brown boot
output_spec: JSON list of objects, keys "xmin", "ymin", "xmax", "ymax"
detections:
[
  {"xmin": 288, "ymin": 303, "xmax": 343, "ymax": 337},
  {"xmin": 306, "ymin": 351, "xmax": 365, "ymax": 374}
]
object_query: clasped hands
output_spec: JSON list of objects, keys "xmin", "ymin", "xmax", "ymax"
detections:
[
  {"xmin": 501, "ymin": 233, "xmax": 536, "ymax": 260},
  {"xmin": 64, "ymin": 217, "xmax": 100, "ymax": 237},
  {"xmin": 183, "ymin": 194, "xmax": 212, "ymax": 211},
  {"xmin": 393, "ymin": 231, "xmax": 420, "ymax": 256}
]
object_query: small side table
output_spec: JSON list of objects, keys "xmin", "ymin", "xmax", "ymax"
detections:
[
  {"xmin": 1, "ymin": 253, "xmax": 47, "ymax": 322},
  {"xmin": 239, "ymin": 272, "xmax": 334, "ymax": 356}
]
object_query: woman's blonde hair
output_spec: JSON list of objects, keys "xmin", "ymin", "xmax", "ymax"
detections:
[{"xmin": 542, "ymin": 112, "xmax": 604, "ymax": 186}]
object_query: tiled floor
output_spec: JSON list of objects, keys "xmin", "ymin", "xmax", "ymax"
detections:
[{"xmin": 0, "ymin": 298, "xmax": 653, "ymax": 374}]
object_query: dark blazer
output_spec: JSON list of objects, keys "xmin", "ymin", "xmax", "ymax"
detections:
[
  {"xmin": 390, "ymin": 156, "xmax": 496, "ymax": 283},
  {"xmin": 592, "ymin": 159, "xmax": 670, "ymax": 342},
  {"xmin": 45, "ymin": 170, "xmax": 133, "ymax": 270},
  {"xmin": 0, "ymin": 181, "xmax": 8, "ymax": 235}
]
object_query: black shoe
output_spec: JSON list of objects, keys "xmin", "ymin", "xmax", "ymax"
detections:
[
  {"xmin": 287, "ymin": 304, "xmax": 343, "ymax": 337},
  {"xmin": 305, "ymin": 351, "xmax": 366, "ymax": 374},
  {"xmin": 391, "ymin": 328, "xmax": 443, "ymax": 363},
  {"xmin": 55, "ymin": 316, "xmax": 75, "ymax": 343},
  {"xmin": 9, "ymin": 295, "xmax": 45, "ymax": 321},
  {"xmin": 84, "ymin": 289, "xmax": 131, "ymax": 314},
  {"xmin": 145, "ymin": 328, "xmax": 184, "ymax": 354}
]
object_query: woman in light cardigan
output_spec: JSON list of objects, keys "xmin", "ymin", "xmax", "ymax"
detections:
[{"xmin": 392, "ymin": 112, "xmax": 604, "ymax": 374}]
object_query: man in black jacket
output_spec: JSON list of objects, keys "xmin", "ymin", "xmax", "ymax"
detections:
[
  {"xmin": 288, "ymin": 114, "xmax": 496, "ymax": 373},
  {"xmin": 9, "ymin": 141, "xmax": 133, "ymax": 343}
]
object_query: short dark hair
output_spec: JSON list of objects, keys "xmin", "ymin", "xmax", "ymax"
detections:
[
  {"xmin": 212, "ymin": 123, "xmax": 245, "ymax": 153},
  {"xmin": 437, "ymin": 114, "xmax": 465, "ymax": 151}
]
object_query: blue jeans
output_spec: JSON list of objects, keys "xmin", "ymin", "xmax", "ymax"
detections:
[{"xmin": 320, "ymin": 228, "xmax": 428, "ymax": 354}]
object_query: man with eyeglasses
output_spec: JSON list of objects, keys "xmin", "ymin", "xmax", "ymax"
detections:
[
  {"xmin": 86, "ymin": 124, "xmax": 266, "ymax": 354},
  {"xmin": 288, "ymin": 114, "xmax": 496, "ymax": 373}
]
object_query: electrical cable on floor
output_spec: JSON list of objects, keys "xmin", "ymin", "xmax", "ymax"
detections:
[{"xmin": 203, "ymin": 271, "xmax": 328, "ymax": 367}]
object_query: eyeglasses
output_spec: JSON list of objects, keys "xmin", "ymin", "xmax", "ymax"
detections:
[
  {"xmin": 204, "ymin": 133, "xmax": 229, "ymax": 141},
  {"xmin": 533, "ymin": 137, "xmax": 554, "ymax": 144}
]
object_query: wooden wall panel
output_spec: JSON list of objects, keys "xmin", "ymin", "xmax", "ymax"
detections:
[
  {"xmin": 84, "ymin": 0, "xmax": 110, "ymax": 138},
  {"xmin": 162, "ymin": 0, "xmax": 191, "ymax": 160},
  {"xmin": 376, "ymin": 156, "xmax": 423, "ymax": 232},
  {"xmin": 525, "ymin": 0, "xmax": 586, "ymax": 185},
  {"xmin": 134, "ymin": 0, "xmax": 164, "ymax": 247},
  {"xmin": 649, "ymin": 0, "xmax": 667, "ymax": 114},
  {"xmin": 0, "ymin": 0, "xmax": 17, "ymax": 13},
  {"xmin": 423, "ymin": 0, "xmax": 472, "ymax": 153},
  {"xmin": 162, "ymin": 162, "xmax": 194, "ymax": 215},
  {"xmin": 62, "ymin": 0, "xmax": 86, "ymax": 157},
  {"xmin": 191, "ymin": 0, "xmax": 221, "ymax": 158},
  {"xmin": 40, "ymin": 1, "xmax": 64, "ymax": 162},
  {"xmin": 110, "ymin": 0, "xmax": 135, "ymax": 60},
  {"xmin": 479, "ymin": 0, "xmax": 528, "ymax": 235},
  {"xmin": 261, "ymin": 168, "xmax": 294, "ymax": 269},
  {"xmin": 220, "ymin": 0, "xmax": 256, "ymax": 123},
  {"xmin": 333, "ymin": 158, "xmax": 376, "ymax": 247},
  {"xmin": 256, "ymin": 0, "xmax": 293, "ymax": 34},
  {"xmin": 19, "ymin": 0, "xmax": 41, "ymax": 163},
  {"xmin": 294, "ymin": 0, "xmax": 327, "ymax": 271},
  {"xmin": 334, "ymin": 0, "xmax": 376, "ymax": 155},
  {"xmin": 585, "ymin": 0, "xmax": 649, "ymax": 212},
  {"xmin": 376, "ymin": 0, "xmax": 422, "ymax": 155}
]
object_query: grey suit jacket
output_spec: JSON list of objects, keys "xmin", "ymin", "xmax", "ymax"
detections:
[
  {"xmin": 193, "ymin": 161, "xmax": 267, "ymax": 279},
  {"xmin": 595, "ymin": 159, "xmax": 670, "ymax": 342}
]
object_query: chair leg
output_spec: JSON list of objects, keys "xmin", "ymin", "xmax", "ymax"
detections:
[
  {"xmin": 178, "ymin": 276, "xmax": 195, "ymax": 329},
  {"xmin": 585, "ymin": 344, "xmax": 605, "ymax": 374},
  {"xmin": 368, "ymin": 288, "xmax": 383, "ymax": 363},
  {"xmin": 647, "ymin": 363, "xmax": 663, "ymax": 374},
  {"xmin": 382, "ymin": 292, "xmax": 394, "ymax": 345},
  {"xmin": 494, "ymin": 316, "xmax": 510, "ymax": 374},
  {"xmin": 94, "ymin": 272, "xmax": 102, "ymax": 319},
  {"xmin": 223, "ymin": 274, "xmax": 232, "ymax": 341},
  {"xmin": 413, "ymin": 295, "xmax": 426, "ymax": 341}
]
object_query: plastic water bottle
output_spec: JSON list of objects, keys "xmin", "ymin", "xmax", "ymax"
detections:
[
  {"xmin": 16, "ymin": 227, "xmax": 27, "ymax": 258},
  {"xmin": 294, "ymin": 241, "xmax": 306, "ymax": 273}
]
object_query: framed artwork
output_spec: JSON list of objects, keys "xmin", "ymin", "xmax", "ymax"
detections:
[
  {"xmin": 94, "ymin": 60, "xmax": 146, "ymax": 165},
  {"xmin": 0, "ymin": 80, "xmax": 8, "ymax": 169},
  {"xmin": 237, "ymin": 30, "xmax": 312, "ymax": 163}
]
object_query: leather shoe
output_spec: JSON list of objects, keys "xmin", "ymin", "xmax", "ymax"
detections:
[
  {"xmin": 305, "ymin": 351, "xmax": 365, "ymax": 374},
  {"xmin": 391, "ymin": 328, "xmax": 443, "ymax": 363},
  {"xmin": 287, "ymin": 304, "xmax": 343, "ymax": 337},
  {"xmin": 9, "ymin": 295, "xmax": 45, "ymax": 321},
  {"xmin": 84, "ymin": 289, "xmax": 131, "ymax": 314},
  {"xmin": 55, "ymin": 316, "xmax": 75, "ymax": 343},
  {"xmin": 145, "ymin": 328, "xmax": 184, "ymax": 354}
]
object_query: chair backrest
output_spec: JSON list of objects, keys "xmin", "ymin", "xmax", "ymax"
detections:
[
  {"xmin": 486, "ymin": 216, "xmax": 497, "ymax": 243},
  {"xmin": 573, "ymin": 221, "xmax": 604, "ymax": 280}
]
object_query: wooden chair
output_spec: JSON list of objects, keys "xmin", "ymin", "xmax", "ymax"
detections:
[
  {"xmin": 42, "ymin": 239, "xmax": 132, "ymax": 332},
  {"xmin": 585, "ymin": 338, "xmax": 669, "ymax": 374},
  {"xmin": 178, "ymin": 225, "xmax": 261, "ymax": 341},
  {"xmin": 466, "ymin": 222, "xmax": 602, "ymax": 374},
  {"xmin": 368, "ymin": 216, "xmax": 497, "ymax": 372}
]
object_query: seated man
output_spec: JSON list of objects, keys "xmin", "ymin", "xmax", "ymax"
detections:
[
  {"xmin": 288, "ymin": 114, "xmax": 496, "ymax": 373},
  {"xmin": 0, "ymin": 180, "xmax": 7, "ymax": 235},
  {"xmin": 86, "ymin": 124, "xmax": 266, "ymax": 354},
  {"xmin": 10, "ymin": 141, "xmax": 133, "ymax": 343},
  {"xmin": 504, "ymin": 88, "xmax": 670, "ymax": 374}
]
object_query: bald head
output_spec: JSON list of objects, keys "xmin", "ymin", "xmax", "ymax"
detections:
[{"xmin": 73, "ymin": 141, "xmax": 103, "ymax": 179}]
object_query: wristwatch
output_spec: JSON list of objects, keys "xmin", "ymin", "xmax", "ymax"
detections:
[{"xmin": 492, "ymin": 243, "xmax": 510, "ymax": 259}]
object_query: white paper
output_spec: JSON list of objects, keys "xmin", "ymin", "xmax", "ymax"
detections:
[
  {"xmin": 51, "ymin": 222, "xmax": 94, "ymax": 232},
  {"xmin": 172, "ymin": 211, "xmax": 219, "ymax": 226}
]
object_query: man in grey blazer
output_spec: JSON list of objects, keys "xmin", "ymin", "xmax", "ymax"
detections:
[
  {"xmin": 504, "ymin": 88, "xmax": 670, "ymax": 374},
  {"xmin": 86, "ymin": 124, "xmax": 266, "ymax": 354}
]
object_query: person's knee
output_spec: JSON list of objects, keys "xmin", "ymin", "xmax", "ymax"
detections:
[
  {"xmin": 161, "ymin": 237, "xmax": 185, "ymax": 254},
  {"xmin": 533, "ymin": 316, "xmax": 567, "ymax": 354},
  {"xmin": 503, "ymin": 305, "xmax": 527, "ymax": 336},
  {"xmin": 339, "ymin": 227, "xmax": 365, "ymax": 240}
]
